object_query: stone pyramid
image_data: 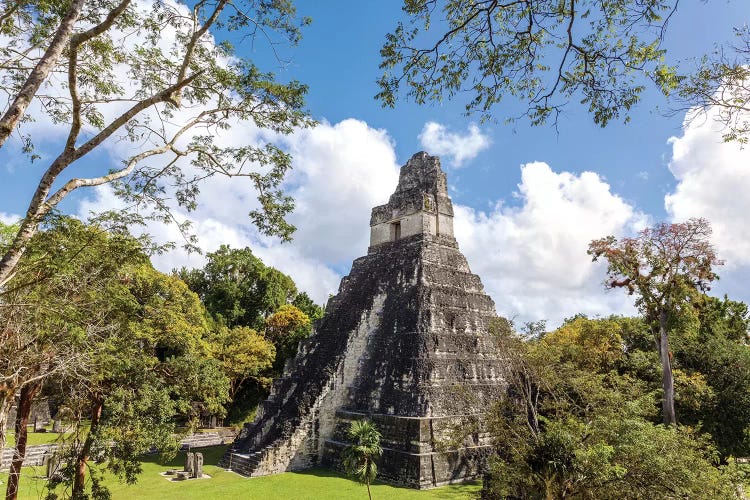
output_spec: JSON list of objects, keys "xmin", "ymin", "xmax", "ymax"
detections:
[{"xmin": 221, "ymin": 152, "xmax": 505, "ymax": 488}]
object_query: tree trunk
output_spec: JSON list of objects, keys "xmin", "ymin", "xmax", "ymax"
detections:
[
  {"xmin": 0, "ymin": 0, "xmax": 85, "ymax": 148},
  {"xmin": 366, "ymin": 480, "xmax": 372, "ymax": 500},
  {"xmin": 72, "ymin": 395, "xmax": 103, "ymax": 497},
  {"xmin": 0, "ymin": 216, "xmax": 42, "ymax": 288},
  {"xmin": 659, "ymin": 310, "xmax": 677, "ymax": 426},
  {"xmin": 0, "ymin": 389, "xmax": 16, "ymax": 471},
  {"xmin": 544, "ymin": 476, "xmax": 554, "ymax": 500},
  {"xmin": 229, "ymin": 379, "xmax": 242, "ymax": 401},
  {"xmin": 0, "ymin": 146, "xmax": 77, "ymax": 288},
  {"xmin": 5, "ymin": 381, "xmax": 41, "ymax": 500}
]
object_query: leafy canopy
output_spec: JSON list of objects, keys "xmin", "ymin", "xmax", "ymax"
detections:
[
  {"xmin": 378, "ymin": 0, "xmax": 681, "ymax": 127},
  {"xmin": 674, "ymin": 25, "xmax": 750, "ymax": 144},
  {"xmin": 482, "ymin": 316, "xmax": 743, "ymax": 499},
  {"xmin": 588, "ymin": 218, "xmax": 723, "ymax": 321},
  {"xmin": 265, "ymin": 303, "xmax": 311, "ymax": 368},
  {"xmin": 209, "ymin": 324, "xmax": 275, "ymax": 399},
  {"xmin": 178, "ymin": 244, "xmax": 297, "ymax": 329},
  {"xmin": 588, "ymin": 218, "xmax": 723, "ymax": 425},
  {"xmin": 672, "ymin": 295, "xmax": 750, "ymax": 457},
  {"xmin": 0, "ymin": 217, "xmax": 230, "ymax": 498}
]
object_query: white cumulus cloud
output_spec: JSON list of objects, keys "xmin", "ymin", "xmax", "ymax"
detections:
[
  {"xmin": 281, "ymin": 119, "xmax": 400, "ymax": 265},
  {"xmin": 665, "ymin": 115, "xmax": 750, "ymax": 268},
  {"xmin": 0, "ymin": 213, "xmax": 20, "ymax": 224},
  {"xmin": 418, "ymin": 122, "xmax": 490, "ymax": 167},
  {"xmin": 77, "ymin": 118, "xmax": 399, "ymax": 306},
  {"xmin": 663, "ymin": 105, "xmax": 750, "ymax": 306},
  {"xmin": 454, "ymin": 162, "xmax": 645, "ymax": 326}
]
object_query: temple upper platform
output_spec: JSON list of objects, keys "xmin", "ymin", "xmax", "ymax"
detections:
[{"xmin": 369, "ymin": 152, "xmax": 455, "ymax": 249}]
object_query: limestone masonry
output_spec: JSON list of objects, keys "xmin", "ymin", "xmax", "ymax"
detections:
[{"xmin": 220, "ymin": 152, "xmax": 505, "ymax": 488}]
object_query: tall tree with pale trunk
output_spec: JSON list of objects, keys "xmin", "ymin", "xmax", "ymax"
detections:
[{"xmin": 588, "ymin": 218, "xmax": 722, "ymax": 425}]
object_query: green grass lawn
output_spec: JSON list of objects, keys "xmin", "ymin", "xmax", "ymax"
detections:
[
  {"xmin": 1, "ymin": 445, "xmax": 481, "ymax": 500},
  {"xmin": 5, "ymin": 430, "xmax": 68, "ymax": 447}
]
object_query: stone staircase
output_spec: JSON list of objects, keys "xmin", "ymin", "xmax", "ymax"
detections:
[
  {"xmin": 221, "ymin": 450, "xmax": 262, "ymax": 476},
  {"xmin": 1, "ymin": 443, "xmax": 57, "ymax": 469}
]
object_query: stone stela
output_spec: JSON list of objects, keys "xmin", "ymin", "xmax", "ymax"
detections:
[
  {"xmin": 220, "ymin": 152, "xmax": 505, "ymax": 488},
  {"xmin": 183, "ymin": 451, "xmax": 204, "ymax": 479}
]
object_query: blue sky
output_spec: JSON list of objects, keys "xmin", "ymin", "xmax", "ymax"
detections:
[
  {"xmin": 2, "ymin": 1, "xmax": 749, "ymax": 326},
  {"xmin": 277, "ymin": 1, "xmax": 744, "ymax": 214}
]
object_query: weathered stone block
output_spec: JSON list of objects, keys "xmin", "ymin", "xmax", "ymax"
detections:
[
  {"xmin": 193, "ymin": 452, "xmax": 203, "ymax": 478},
  {"xmin": 44, "ymin": 453, "xmax": 62, "ymax": 479},
  {"xmin": 184, "ymin": 452, "xmax": 195, "ymax": 475}
]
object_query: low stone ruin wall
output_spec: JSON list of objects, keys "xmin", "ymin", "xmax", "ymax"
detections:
[{"xmin": 0, "ymin": 430, "xmax": 237, "ymax": 471}]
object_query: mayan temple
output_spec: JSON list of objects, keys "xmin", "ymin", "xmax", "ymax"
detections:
[{"xmin": 221, "ymin": 152, "xmax": 505, "ymax": 488}]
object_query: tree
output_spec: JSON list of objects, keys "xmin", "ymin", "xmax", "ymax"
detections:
[
  {"xmin": 178, "ymin": 245, "xmax": 324, "ymax": 423},
  {"xmin": 378, "ymin": 0, "xmax": 681, "ymax": 127},
  {"xmin": 48, "ymin": 263, "xmax": 229, "ymax": 499},
  {"xmin": 674, "ymin": 25, "xmax": 750, "ymax": 144},
  {"xmin": 291, "ymin": 291, "xmax": 324, "ymax": 323},
  {"xmin": 0, "ymin": 216, "xmax": 146, "ymax": 494},
  {"xmin": 265, "ymin": 304, "xmax": 311, "ymax": 370},
  {"xmin": 549, "ymin": 310, "xmax": 750, "ymax": 460},
  {"xmin": 342, "ymin": 420, "xmax": 382, "ymax": 500},
  {"xmin": 546, "ymin": 314, "xmax": 641, "ymax": 373},
  {"xmin": 481, "ymin": 317, "xmax": 739, "ymax": 499},
  {"xmin": 588, "ymin": 218, "xmax": 723, "ymax": 425},
  {"xmin": 673, "ymin": 295, "xmax": 750, "ymax": 457},
  {"xmin": 378, "ymin": 0, "xmax": 750, "ymax": 145},
  {"xmin": 0, "ymin": 218, "xmax": 229, "ymax": 499},
  {"xmin": 5, "ymin": 380, "xmax": 42, "ymax": 500},
  {"xmin": 178, "ymin": 245, "xmax": 297, "ymax": 329},
  {"xmin": 208, "ymin": 325, "xmax": 275, "ymax": 400},
  {"xmin": 0, "ymin": 0, "xmax": 313, "ymax": 287}
]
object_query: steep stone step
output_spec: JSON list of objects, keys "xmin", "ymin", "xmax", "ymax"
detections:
[
  {"xmin": 222, "ymin": 452, "xmax": 254, "ymax": 475},
  {"xmin": 1, "ymin": 443, "xmax": 57, "ymax": 470},
  {"xmin": 222, "ymin": 443, "xmax": 284, "ymax": 477}
]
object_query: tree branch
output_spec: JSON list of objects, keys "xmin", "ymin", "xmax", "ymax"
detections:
[
  {"xmin": 65, "ymin": 0, "xmax": 132, "ymax": 152},
  {"xmin": 0, "ymin": 0, "xmax": 85, "ymax": 148},
  {"xmin": 172, "ymin": 0, "xmax": 227, "ymax": 106},
  {"xmin": 0, "ymin": 71, "xmax": 201, "ymax": 287}
]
